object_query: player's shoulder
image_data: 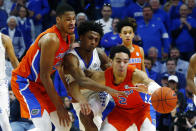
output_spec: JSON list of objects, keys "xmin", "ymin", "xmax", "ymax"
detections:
[
  {"xmin": 190, "ymin": 53, "xmax": 196, "ymax": 64},
  {"xmin": 1, "ymin": 33, "xmax": 12, "ymax": 47},
  {"xmin": 39, "ymin": 33, "xmax": 59, "ymax": 44}
]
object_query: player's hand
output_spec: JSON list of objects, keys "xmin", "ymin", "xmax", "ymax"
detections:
[
  {"xmin": 56, "ymin": 105, "xmax": 71, "ymax": 127},
  {"xmin": 79, "ymin": 98, "xmax": 91, "ymax": 115},
  {"xmin": 129, "ymin": 83, "xmax": 148, "ymax": 94}
]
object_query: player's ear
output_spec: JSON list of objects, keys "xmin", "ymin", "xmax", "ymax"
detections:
[
  {"xmin": 56, "ymin": 16, "xmax": 61, "ymax": 24},
  {"xmin": 119, "ymin": 33, "xmax": 122, "ymax": 39}
]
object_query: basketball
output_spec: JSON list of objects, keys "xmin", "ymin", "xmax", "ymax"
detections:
[{"xmin": 151, "ymin": 87, "xmax": 178, "ymax": 114}]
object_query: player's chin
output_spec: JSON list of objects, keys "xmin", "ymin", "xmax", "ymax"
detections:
[{"xmin": 67, "ymin": 29, "xmax": 75, "ymax": 34}]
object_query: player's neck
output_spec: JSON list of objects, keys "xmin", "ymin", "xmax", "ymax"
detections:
[
  {"xmin": 77, "ymin": 48, "xmax": 93, "ymax": 62},
  {"xmin": 123, "ymin": 43, "xmax": 134, "ymax": 53},
  {"xmin": 56, "ymin": 25, "xmax": 68, "ymax": 41},
  {"xmin": 113, "ymin": 72, "xmax": 127, "ymax": 85}
]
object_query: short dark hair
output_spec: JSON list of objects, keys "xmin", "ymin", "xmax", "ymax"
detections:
[
  {"xmin": 145, "ymin": 57, "xmax": 153, "ymax": 65},
  {"xmin": 56, "ymin": 3, "xmax": 74, "ymax": 17},
  {"xmin": 166, "ymin": 58, "xmax": 177, "ymax": 65},
  {"xmin": 143, "ymin": 5, "xmax": 153, "ymax": 11},
  {"xmin": 77, "ymin": 21, "xmax": 103, "ymax": 37},
  {"xmin": 110, "ymin": 45, "xmax": 130, "ymax": 60},
  {"xmin": 117, "ymin": 17, "xmax": 137, "ymax": 33},
  {"xmin": 170, "ymin": 47, "xmax": 180, "ymax": 52}
]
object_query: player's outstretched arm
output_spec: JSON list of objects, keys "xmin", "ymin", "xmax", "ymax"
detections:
[
  {"xmin": 63, "ymin": 54, "xmax": 126, "ymax": 97},
  {"xmin": 187, "ymin": 54, "xmax": 196, "ymax": 95},
  {"xmin": 69, "ymin": 81, "xmax": 91, "ymax": 115},
  {"xmin": 39, "ymin": 33, "xmax": 71, "ymax": 126},
  {"xmin": 130, "ymin": 69, "xmax": 161, "ymax": 95},
  {"xmin": 2, "ymin": 34, "xmax": 19, "ymax": 68}
]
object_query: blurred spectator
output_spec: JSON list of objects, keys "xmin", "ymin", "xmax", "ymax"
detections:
[
  {"xmin": 74, "ymin": 12, "xmax": 88, "ymax": 41},
  {"xmin": 163, "ymin": 0, "xmax": 173, "ymax": 12},
  {"xmin": 159, "ymin": 58, "xmax": 186, "ymax": 89},
  {"xmin": 149, "ymin": 0, "xmax": 169, "ymax": 31},
  {"xmin": 26, "ymin": 0, "xmax": 50, "ymax": 37},
  {"xmin": 124, "ymin": 0, "xmax": 148, "ymax": 22},
  {"xmin": 161, "ymin": 47, "xmax": 189, "ymax": 76},
  {"xmin": 17, "ymin": 5, "xmax": 35, "ymax": 50},
  {"xmin": 100, "ymin": 18, "xmax": 121, "ymax": 56},
  {"xmin": 147, "ymin": 47, "xmax": 163, "ymax": 74},
  {"xmin": 10, "ymin": 0, "xmax": 26, "ymax": 16},
  {"xmin": 107, "ymin": 0, "xmax": 132, "ymax": 19},
  {"xmin": 63, "ymin": 97, "xmax": 79, "ymax": 130},
  {"xmin": 96, "ymin": 3, "xmax": 113, "ymax": 34},
  {"xmin": 171, "ymin": 4, "xmax": 196, "ymax": 61},
  {"xmin": 160, "ymin": 73, "xmax": 169, "ymax": 87},
  {"xmin": 68, "ymin": 111, "xmax": 80, "ymax": 131},
  {"xmin": 66, "ymin": 0, "xmax": 82, "ymax": 14},
  {"xmin": 144, "ymin": 57, "xmax": 158, "ymax": 81},
  {"xmin": 1, "ymin": 16, "xmax": 26, "ymax": 60},
  {"xmin": 9, "ymin": 89, "xmax": 35, "ymax": 131},
  {"xmin": 186, "ymin": 0, "xmax": 196, "ymax": 19},
  {"xmin": 41, "ymin": 0, "xmax": 60, "ymax": 31},
  {"xmin": 171, "ymin": 85, "xmax": 196, "ymax": 131},
  {"xmin": 0, "ymin": 0, "xmax": 8, "ymax": 30},
  {"xmin": 137, "ymin": 5, "xmax": 170, "ymax": 59},
  {"xmin": 82, "ymin": 0, "xmax": 97, "ymax": 20},
  {"xmin": 1, "ymin": 0, "xmax": 14, "ymax": 15},
  {"xmin": 168, "ymin": 0, "xmax": 183, "ymax": 20}
]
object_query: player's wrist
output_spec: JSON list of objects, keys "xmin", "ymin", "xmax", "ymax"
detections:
[{"xmin": 148, "ymin": 81, "xmax": 161, "ymax": 94}]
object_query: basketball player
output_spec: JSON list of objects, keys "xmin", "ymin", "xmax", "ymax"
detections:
[
  {"xmin": 0, "ymin": 33, "xmax": 19, "ymax": 131},
  {"xmin": 117, "ymin": 18, "xmax": 159, "ymax": 128},
  {"xmin": 11, "ymin": 3, "xmax": 123, "ymax": 131},
  {"xmin": 64, "ymin": 21, "xmax": 111, "ymax": 131},
  {"xmin": 70, "ymin": 45, "xmax": 161, "ymax": 131},
  {"xmin": 187, "ymin": 53, "xmax": 196, "ymax": 105},
  {"xmin": 117, "ymin": 18, "xmax": 146, "ymax": 72}
]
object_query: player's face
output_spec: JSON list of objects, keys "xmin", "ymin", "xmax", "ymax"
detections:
[
  {"xmin": 120, "ymin": 26, "xmax": 135, "ymax": 45},
  {"xmin": 112, "ymin": 52, "xmax": 129, "ymax": 77},
  {"xmin": 57, "ymin": 11, "xmax": 76, "ymax": 34},
  {"xmin": 80, "ymin": 31, "xmax": 100, "ymax": 52}
]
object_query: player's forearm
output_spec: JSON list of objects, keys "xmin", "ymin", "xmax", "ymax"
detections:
[
  {"xmin": 40, "ymin": 74, "xmax": 63, "ymax": 107},
  {"xmin": 77, "ymin": 77, "xmax": 111, "ymax": 92},
  {"xmin": 187, "ymin": 79, "xmax": 196, "ymax": 95},
  {"xmin": 10, "ymin": 59, "xmax": 19, "ymax": 69},
  {"xmin": 68, "ymin": 82, "xmax": 87, "ymax": 103}
]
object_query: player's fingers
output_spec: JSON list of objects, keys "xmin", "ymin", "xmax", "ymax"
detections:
[
  {"xmin": 59, "ymin": 117, "xmax": 62, "ymax": 126},
  {"xmin": 86, "ymin": 104, "xmax": 91, "ymax": 115},
  {"xmin": 129, "ymin": 87, "xmax": 142, "ymax": 92},
  {"xmin": 80, "ymin": 105, "xmax": 85, "ymax": 115},
  {"xmin": 64, "ymin": 114, "xmax": 70, "ymax": 127}
]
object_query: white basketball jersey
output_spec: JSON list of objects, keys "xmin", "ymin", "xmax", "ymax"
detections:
[
  {"xmin": 0, "ymin": 33, "xmax": 6, "ymax": 80},
  {"xmin": 69, "ymin": 48, "xmax": 102, "ymax": 71}
]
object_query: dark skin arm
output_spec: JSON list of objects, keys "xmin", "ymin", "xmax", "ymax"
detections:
[
  {"xmin": 187, "ymin": 53, "xmax": 196, "ymax": 95},
  {"xmin": 39, "ymin": 33, "xmax": 70, "ymax": 126},
  {"xmin": 96, "ymin": 47, "xmax": 111, "ymax": 70},
  {"xmin": 2, "ymin": 34, "xmax": 19, "ymax": 68},
  {"xmin": 63, "ymin": 53, "xmax": 122, "ymax": 93}
]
